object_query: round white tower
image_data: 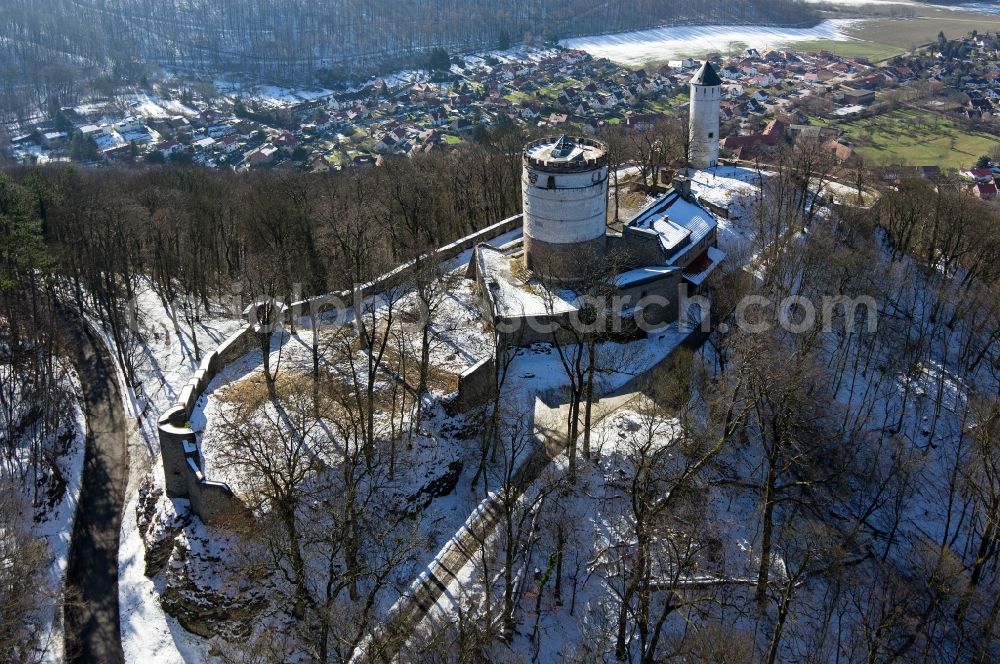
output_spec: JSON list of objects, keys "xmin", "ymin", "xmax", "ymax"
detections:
[
  {"xmin": 688, "ymin": 61, "xmax": 722, "ymax": 169},
  {"xmin": 522, "ymin": 135, "xmax": 608, "ymax": 281}
]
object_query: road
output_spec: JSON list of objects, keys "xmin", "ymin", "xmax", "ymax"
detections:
[{"xmin": 63, "ymin": 316, "xmax": 128, "ymax": 664}]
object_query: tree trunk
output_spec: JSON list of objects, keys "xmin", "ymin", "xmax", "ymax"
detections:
[{"xmin": 756, "ymin": 456, "xmax": 777, "ymax": 608}]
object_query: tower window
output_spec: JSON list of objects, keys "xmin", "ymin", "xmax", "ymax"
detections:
[
  {"xmin": 708, "ymin": 132, "xmax": 714, "ymax": 138},
  {"xmin": 546, "ymin": 175, "xmax": 556, "ymax": 189}
]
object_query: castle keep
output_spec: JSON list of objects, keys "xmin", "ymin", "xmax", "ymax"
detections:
[
  {"xmin": 522, "ymin": 135, "xmax": 609, "ymax": 282},
  {"xmin": 471, "ymin": 130, "xmax": 725, "ymax": 346}
]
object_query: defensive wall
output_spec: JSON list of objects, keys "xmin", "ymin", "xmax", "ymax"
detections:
[{"xmin": 160, "ymin": 214, "xmax": 523, "ymax": 524}]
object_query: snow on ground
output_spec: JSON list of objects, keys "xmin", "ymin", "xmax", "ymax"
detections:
[
  {"xmin": 195, "ymin": 265, "xmax": 494, "ymax": 492},
  {"xmin": 956, "ymin": 2, "xmax": 1000, "ymax": 14},
  {"xmin": 687, "ymin": 165, "xmax": 764, "ymax": 251},
  {"xmin": 216, "ymin": 80, "xmax": 335, "ymax": 109},
  {"xmin": 72, "ymin": 102, "xmax": 109, "ymax": 116},
  {"xmin": 802, "ymin": 0, "xmax": 914, "ymax": 4},
  {"xmin": 128, "ymin": 282, "xmax": 244, "ymax": 451},
  {"xmin": 119, "ymin": 462, "xmax": 213, "ymax": 664},
  {"xmin": 1, "ymin": 345, "xmax": 87, "ymax": 661},
  {"xmin": 434, "ymin": 167, "xmax": 998, "ymax": 663},
  {"xmin": 8, "ymin": 142, "xmax": 65, "ymax": 165},
  {"xmin": 129, "ymin": 96, "xmax": 169, "ymax": 119},
  {"xmin": 932, "ymin": 2, "xmax": 1000, "ymax": 12},
  {"xmin": 796, "ymin": 0, "xmax": 1000, "ymax": 11},
  {"xmin": 560, "ymin": 20, "xmax": 861, "ymax": 66},
  {"xmin": 505, "ymin": 323, "xmax": 695, "ymax": 410},
  {"xmin": 114, "ymin": 190, "xmax": 720, "ymax": 660},
  {"xmin": 127, "ymin": 93, "xmax": 198, "ymax": 119},
  {"xmin": 479, "ymin": 246, "xmax": 580, "ymax": 318},
  {"xmin": 405, "ymin": 277, "xmax": 495, "ymax": 374},
  {"xmin": 34, "ymin": 365, "xmax": 87, "ymax": 664},
  {"xmin": 108, "ymin": 280, "xmax": 245, "ymax": 664},
  {"xmin": 191, "ymin": 333, "xmax": 492, "ymax": 627}
]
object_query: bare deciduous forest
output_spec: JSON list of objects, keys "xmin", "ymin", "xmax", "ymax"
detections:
[{"xmin": 2, "ymin": 115, "xmax": 1000, "ymax": 660}]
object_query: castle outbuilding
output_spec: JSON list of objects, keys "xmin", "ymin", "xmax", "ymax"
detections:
[{"xmin": 688, "ymin": 61, "xmax": 722, "ymax": 169}]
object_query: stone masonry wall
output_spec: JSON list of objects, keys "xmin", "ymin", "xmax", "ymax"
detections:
[
  {"xmin": 451, "ymin": 356, "xmax": 495, "ymax": 412},
  {"xmin": 158, "ymin": 326, "xmax": 256, "ymax": 526},
  {"xmin": 160, "ymin": 215, "xmax": 524, "ymax": 524}
]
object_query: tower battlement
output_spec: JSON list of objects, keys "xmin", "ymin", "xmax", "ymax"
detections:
[{"xmin": 521, "ymin": 135, "xmax": 609, "ymax": 282}]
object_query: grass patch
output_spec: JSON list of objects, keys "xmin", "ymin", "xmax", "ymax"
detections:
[
  {"xmin": 845, "ymin": 8, "xmax": 1000, "ymax": 52},
  {"xmin": 789, "ymin": 38, "xmax": 905, "ymax": 63},
  {"xmin": 217, "ymin": 370, "xmax": 317, "ymax": 411},
  {"xmin": 643, "ymin": 98, "xmax": 675, "ymax": 114},
  {"xmin": 835, "ymin": 108, "xmax": 999, "ymax": 169}
]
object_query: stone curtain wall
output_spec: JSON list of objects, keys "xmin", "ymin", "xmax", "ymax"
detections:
[
  {"xmin": 287, "ymin": 213, "xmax": 523, "ymax": 322},
  {"xmin": 160, "ymin": 215, "xmax": 523, "ymax": 525},
  {"xmin": 452, "ymin": 357, "xmax": 496, "ymax": 412},
  {"xmin": 158, "ymin": 326, "xmax": 256, "ymax": 526}
]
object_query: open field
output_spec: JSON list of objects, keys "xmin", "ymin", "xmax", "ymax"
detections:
[
  {"xmin": 832, "ymin": 107, "xmax": 999, "ymax": 169},
  {"xmin": 562, "ymin": 4, "xmax": 1000, "ymax": 66},
  {"xmin": 560, "ymin": 19, "xmax": 860, "ymax": 65},
  {"xmin": 786, "ymin": 38, "xmax": 905, "ymax": 62},
  {"xmin": 844, "ymin": 7, "xmax": 1000, "ymax": 51}
]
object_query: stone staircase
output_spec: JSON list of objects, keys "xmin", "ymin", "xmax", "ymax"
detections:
[{"xmin": 355, "ymin": 388, "xmax": 644, "ymax": 663}]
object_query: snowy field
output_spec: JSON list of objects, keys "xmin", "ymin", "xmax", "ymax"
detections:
[
  {"xmin": 127, "ymin": 93, "xmax": 198, "ymax": 119},
  {"xmin": 559, "ymin": 19, "xmax": 861, "ymax": 66},
  {"xmin": 802, "ymin": 0, "xmax": 914, "ymax": 4},
  {"xmin": 802, "ymin": 0, "xmax": 1000, "ymax": 11},
  {"xmin": 947, "ymin": 1, "xmax": 1000, "ymax": 13}
]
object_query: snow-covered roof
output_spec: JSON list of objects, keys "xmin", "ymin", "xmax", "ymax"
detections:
[
  {"xmin": 524, "ymin": 135, "xmax": 605, "ymax": 167},
  {"xmin": 628, "ymin": 191, "xmax": 717, "ymax": 265},
  {"xmin": 650, "ymin": 216, "xmax": 691, "ymax": 252},
  {"xmin": 614, "ymin": 265, "xmax": 680, "ymax": 288}
]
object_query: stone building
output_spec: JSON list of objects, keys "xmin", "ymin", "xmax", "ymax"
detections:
[
  {"xmin": 522, "ymin": 135, "xmax": 609, "ymax": 282},
  {"xmin": 469, "ymin": 136, "xmax": 725, "ymax": 346}
]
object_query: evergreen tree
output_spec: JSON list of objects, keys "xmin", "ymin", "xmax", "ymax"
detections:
[
  {"xmin": 428, "ymin": 47, "xmax": 451, "ymax": 72},
  {"xmin": 69, "ymin": 132, "xmax": 99, "ymax": 162},
  {"xmin": 0, "ymin": 174, "xmax": 48, "ymax": 294}
]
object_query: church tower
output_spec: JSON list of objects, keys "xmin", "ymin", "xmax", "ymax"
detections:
[{"xmin": 688, "ymin": 61, "xmax": 722, "ymax": 169}]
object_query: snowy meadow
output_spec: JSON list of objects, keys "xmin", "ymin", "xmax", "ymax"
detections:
[{"xmin": 559, "ymin": 19, "xmax": 861, "ymax": 66}]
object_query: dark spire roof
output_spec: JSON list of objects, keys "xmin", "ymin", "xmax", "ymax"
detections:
[
  {"xmin": 551, "ymin": 134, "xmax": 575, "ymax": 158},
  {"xmin": 690, "ymin": 61, "xmax": 722, "ymax": 87}
]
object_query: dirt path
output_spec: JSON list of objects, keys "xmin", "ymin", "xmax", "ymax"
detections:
[{"xmin": 63, "ymin": 316, "xmax": 128, "ymax": 664}]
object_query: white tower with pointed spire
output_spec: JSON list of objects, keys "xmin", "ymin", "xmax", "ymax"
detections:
[{"xmin": 688, "ymin": 61, "xmax": 722, "ymax": 169}]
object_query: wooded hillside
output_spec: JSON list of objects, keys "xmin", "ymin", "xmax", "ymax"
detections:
[{"xmin": 0, "ymin": 0, "xmax": 818, "ymax": 121}]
